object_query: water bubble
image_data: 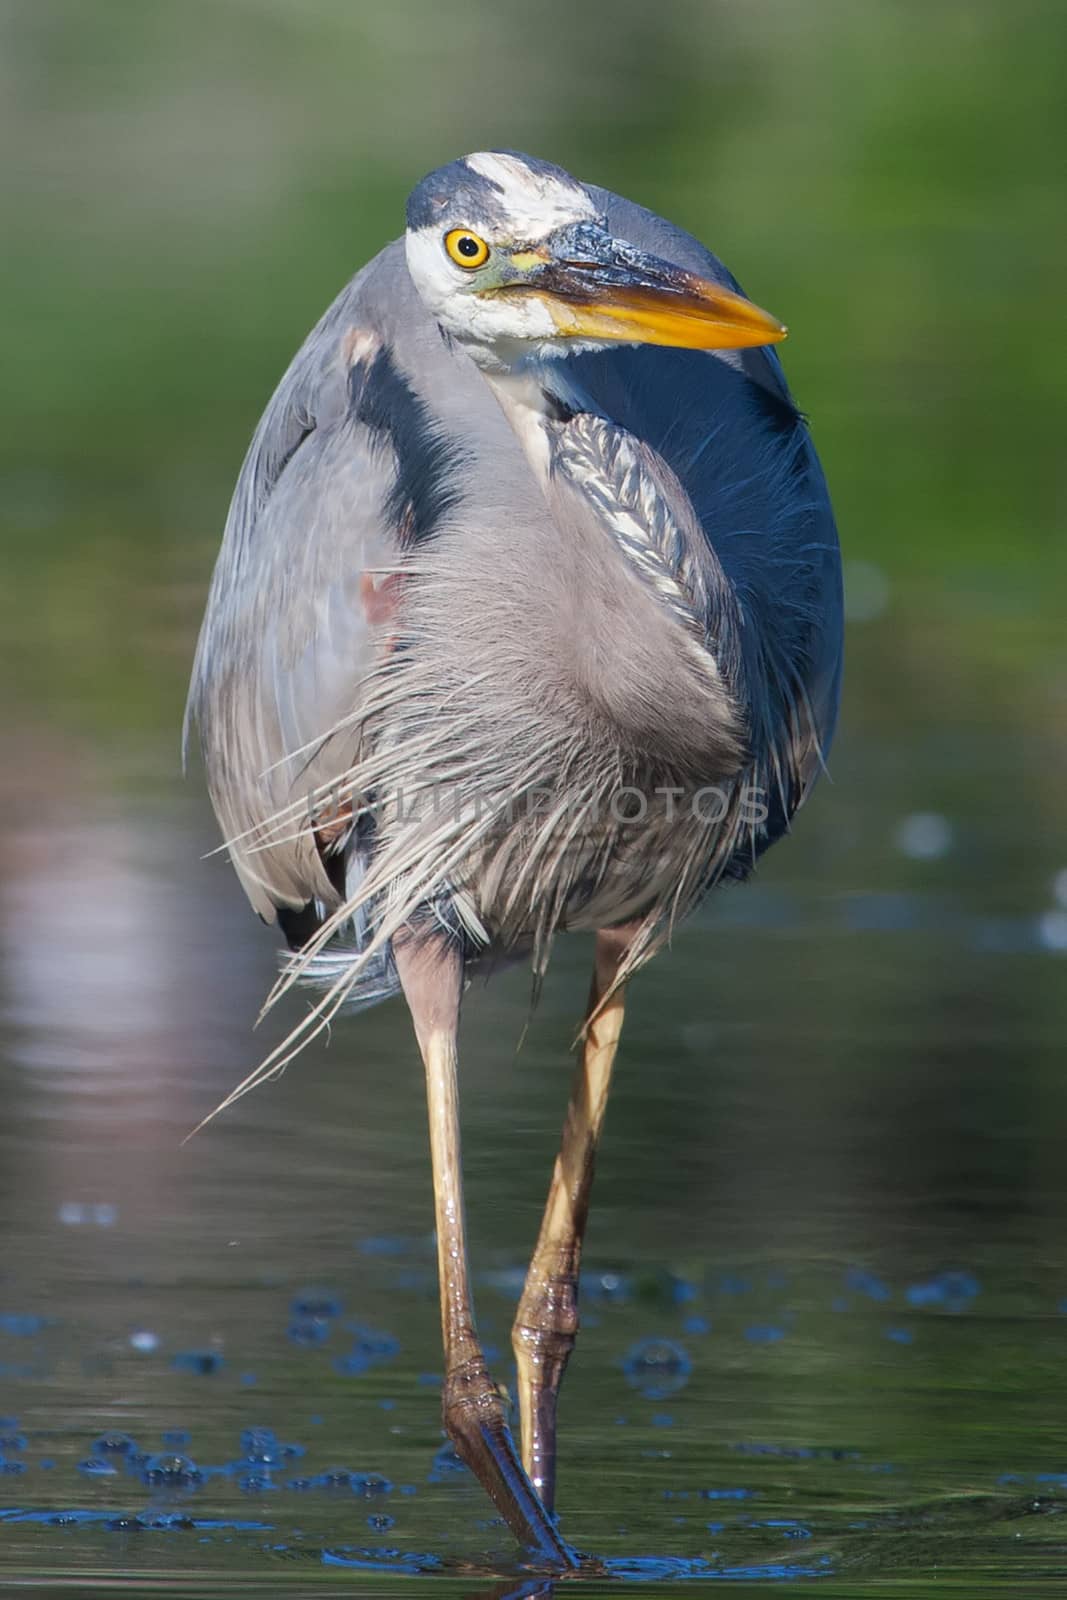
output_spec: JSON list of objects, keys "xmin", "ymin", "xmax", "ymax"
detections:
[
  {"xmin": 744, "ymin": 1324, "xmax": 787, "ymax": 1344},
  {"xmin": 581, "ymin": 1269, "xmax": 633, "ymax": 1305},
  {"xmin": 78, "ymin": 1457, "xmax": 118, "ymax": 1477},
  {"xmin": 92, "ymin": 1432, "xmax": 139, "ymax": 1457},
  {"xmin": 665, "ymin": 1273, "xmax": 698, "ymax": 1306},
  {"xmin": 288, "ymin": 1317, "xmax": 331, "ymax": 1347},
  {"xmin": 0, "ymin": 1432, "xmax": 27, "ymax": 1451},
  {"xmin": 884, "ymin": 1327, "xmax": 914, "ymax": 1345},
  {"xmin": 234, "ymin": 1429, "xmax": 301, "ymax": 1467},
  {"xmin": 0, "ymin": 1460, "xmax": 26, "ymax": 1475},
  {"xmin": 428, "ymin": 1442, "xmax": 467, "ymax": 1482},
  {"xmin": 351, "ymin": 1472, "xmax": 391, "ymax": 1498},
  {"xmin": 368, "ymin": 1513, "xmax": 395, "ymax": 1531},
  {"xmin": 716, "ymin": 1274, "xmax": 751, "ymax": 1296},
  {"xmin": 306, "ymin": 1468, "xmax": 392, "ymax": 1495},
  {"xmin": 142, "ymin": 1453, "xmax": 204, "ymax": 1489},
  {"xmin": 171, "ymin": 1350, "xmax": 223, "ymax": 1376},
  {"xmin": 290, "ymin": 1289, "xmax": 342, "ymax": 1319},
  {"xmin": 905, "ymin": 1269, "xmax": 980, "ymax": 1311},
  {"xmin": 57, "ymin": 1201, "xmax": 118, "ymax": 1227},
  {"xmin": 845, "ymin": 1267, "xmax": 891, "ymax": 1302},
  {"xmin": 334, "ymin": 1326, "xmax": 400, "ymax": 1377},
  {"xmin": 237, "ymin": 1470, "xmax": 278, "ymax": 1493},
  {"xmin": 622, "ymin": 1337, "xmax": 692, "ymax": 1399},
  {"xmin": 0, "ymin": 1313, "xmax": 47, "ymax": 1337},
  {"xmin": 240, "ymin": 1428, "xmax": 285, "ymax": 1465},
  {"xmin": 1037, "ymin": 910, "xmax": 1067, "ymax": 953},
  {"xmin": 893, "ymin": 812, "xmax": 953, "ymax": 861},
  {"xmin": 682, "ymin": 1315, "xmax": 710, "ymax": 1336},
  {"xmin": 129, "ymin": 1330, "xmax": 160, "ymax": 1353}
]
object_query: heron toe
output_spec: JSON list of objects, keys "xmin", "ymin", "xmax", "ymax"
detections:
[{"xmin": 442, "ymin": 1361, "xmax": 578, "ymax": 1566}]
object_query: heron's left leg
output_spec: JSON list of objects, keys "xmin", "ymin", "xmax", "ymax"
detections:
[
  {"xmin": 511, "ymin": 925, "xmax": 630, "ymax": 1513},
  {"xmin": 395, "ymin": 932, "xmax": 578, "ymax": 1568}
]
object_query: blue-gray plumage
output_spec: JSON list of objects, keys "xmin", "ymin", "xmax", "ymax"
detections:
[{"xmin": 186, "ymin": 151, "xmax": 842, "ymax": 1565}]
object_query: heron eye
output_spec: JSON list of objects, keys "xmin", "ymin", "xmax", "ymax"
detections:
[{"xmin": 445, "ymin": 229, "xmax": 490, "ymax": 269}]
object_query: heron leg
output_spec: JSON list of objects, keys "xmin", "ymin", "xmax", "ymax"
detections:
[
  {"xmin": 511, "ymin": 926, "xmax": 629, "ymax": 1514},
  {"xmin": 395, "ymin": 933, "xmax": 578, "ymax": 1568}
]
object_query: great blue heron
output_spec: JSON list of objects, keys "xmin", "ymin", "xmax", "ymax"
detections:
[{"xmin": 186, "ymin": 150, "xmax": 842, "ymax": 1566}]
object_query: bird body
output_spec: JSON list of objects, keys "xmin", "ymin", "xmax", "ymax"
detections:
[
  {"xmin": 187, "ymin": 153, "xmax": 843, "ymax": 1560},
  {"xmin": 188, "ymin": 185, "xmax": 840, "ymax": 1022}
]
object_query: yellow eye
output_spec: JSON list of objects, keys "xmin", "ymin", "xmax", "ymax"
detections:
[{"xmin": 444, "ymin": 228, "xmax": 490, "ymax": 269}]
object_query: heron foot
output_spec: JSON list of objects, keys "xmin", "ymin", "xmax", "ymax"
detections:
[{"xmin": 443, "ymin": 1362, "xmax": 580, "ymax": 1569}]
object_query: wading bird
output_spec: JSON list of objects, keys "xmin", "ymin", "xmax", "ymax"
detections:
[{"xmin": 186, "ymin": 151, "xmax": 842, "ymax": 1566}]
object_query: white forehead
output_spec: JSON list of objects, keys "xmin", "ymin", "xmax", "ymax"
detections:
[{"xmin": 466, "ymin": 151, "xmax": 597, "ymax": 238}]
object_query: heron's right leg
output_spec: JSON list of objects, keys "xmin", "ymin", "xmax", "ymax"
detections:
[
  {"xmin": 395, "ymin": 933, "xmax": 578, "ymax": 1568},
  {"xmin": 511, "ymin": 926, "xmax": 630, "ymax": 1514}
]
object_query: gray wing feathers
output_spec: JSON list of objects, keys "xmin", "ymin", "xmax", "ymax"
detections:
[{"xmin": 186, "ymin": 267, "xmax": 398, "ymax": 920}]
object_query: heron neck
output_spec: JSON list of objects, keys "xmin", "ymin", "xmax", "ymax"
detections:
[{"xmin": 482, "ymin": 361, "xmax": 591, "ymax": 486}]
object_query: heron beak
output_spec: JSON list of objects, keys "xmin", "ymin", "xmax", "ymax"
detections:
[{"xmin": 510, "ymin": 223, "xmax": 787, "ymax": 352}]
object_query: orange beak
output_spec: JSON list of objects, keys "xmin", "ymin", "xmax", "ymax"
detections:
[{"xmin": 501, "ymin": 222, "xmax": 786, "ymax": 351}]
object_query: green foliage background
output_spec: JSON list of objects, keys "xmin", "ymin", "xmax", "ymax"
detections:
[{"xmin": 2, "ymin": 0, "xmax": 1064, "ymax": 739}]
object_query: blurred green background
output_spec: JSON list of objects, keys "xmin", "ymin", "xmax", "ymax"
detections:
[
  {"xmin": 1, "ymin": 0, "xmax": 1067, "ymax": 1587},
  {"xmin": 2, "ymin": 0, "xmax": 1065, "ymax": 743}
]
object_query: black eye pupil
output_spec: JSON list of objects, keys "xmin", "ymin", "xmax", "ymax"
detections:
[{"xmin": 458, "ymin": 236, "xmax": 479, "ymax": 257}]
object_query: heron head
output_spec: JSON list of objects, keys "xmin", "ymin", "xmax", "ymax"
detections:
[{"xmin": 404, "ymin": 151, "xmax": 786, "ymax": 371}]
